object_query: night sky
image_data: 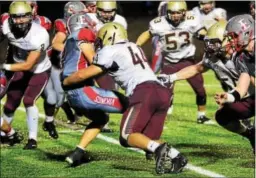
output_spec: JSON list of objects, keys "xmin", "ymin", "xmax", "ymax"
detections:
[{"xmin": 0, "ymin": 1, "xmax": 251, "ymax": 21}]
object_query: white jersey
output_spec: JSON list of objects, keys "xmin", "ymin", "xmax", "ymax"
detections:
[
  {"xmin": 2, "ymin": 19, "xmax": 51, "ymax": 73},
  {"xmin": 93, "ymin": 42, "xmax": 159, "ymax": 96},
  {"xmin": 192, "ymin": 7, "xmax": 227, "ymax": 30},
  {"xmin": 87, "ymin": 13, "xmax": 127, "ymax": 31},
  {"xmin": 149, "ymin": 13, "xmax": 204, "ymax": 63}
]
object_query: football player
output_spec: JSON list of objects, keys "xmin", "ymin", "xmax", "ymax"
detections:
[
  {"xmin": 215, "ymin": 15, "xmax": 255, "ymax": 153},
  {"xmin": 136, "ymin": 1, "xmax": 212, "ymax": 124},
  {"xmin": 63, "ymin": 22, "xmax": 188, "ymax": 174},
  {"xmin": 192, "ymin": 1, "xmax": 227, "ymax": 30},
  {"xmin": 51, "ymin": 1, "xmax": 86, "ymax": 124},
  {"xmin": 60, "ymin": 14, "xmax": 129, "ymax": 167},
  {"xmin": 0, "ymin": 1, "xmax": 51, "ymax": 149},
  {"xmin": 158, "ymin": 20, "xmax": 255, "ymax": 153}
]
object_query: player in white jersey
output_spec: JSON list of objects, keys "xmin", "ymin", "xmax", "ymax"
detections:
[
  {"xmin": 192, "ymin": 1, "xmax": 227, "ymax": 30},
  {"xmin": 0, "ymin": 2, "xmax": 51, "ymax": 149},
  {"xmin": 137, "ymin": 1, "xmax": 212, "ymax": 124},
  {"xmin": 63, "ymin": 22, "xmax": 188, "ymax": 174},
  {"xmin": 87, "ymin": 1, "xmax": 127, "ymax": 31},
  {"xmin": 158, "ymin": 20, "xmax": 255, "ymax": 153}
]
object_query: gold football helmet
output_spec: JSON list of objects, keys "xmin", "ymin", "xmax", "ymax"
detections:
[
  {"xmin": 9, "ymin": 1, "xmax": 32, "ymax": 33},
  {"xmin": 95, "ymin": 22, "xmax": 128, "ymax": 50},
  {"xmin": 166, "ymin": 1, "xmax": 187, "ymax": 26},
  {"xmin": 204, "ymin": 20, "xmax": 227, "ymax": 55},
  {"xmin": 96, "ymin": 1, "xmax": 117, "ymax": 23},
  {"xmin": 199, "ymin": 1, "xmax": 215, "ymax": 14}
]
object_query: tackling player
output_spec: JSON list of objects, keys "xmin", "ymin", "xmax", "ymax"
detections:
[
  {"xmin": 136, "ymin": 1, "xmax": 211, "ymax": 124},
  {"xmin": 63, "ymin": 22, "xmax": 188, "ymax": 174}
]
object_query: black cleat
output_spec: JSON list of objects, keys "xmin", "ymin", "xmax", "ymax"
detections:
[
  {"xmin": 154, "ymin": 143, "xmax": 172, "ymax": 174},
  {"xmin": 145, "ymin": 151, "xmax": 154, "ymax": 161},
  {"xmin": 169, "ymin": 153, "xmax": 188, "ymax": 174},
  {"xmin": 43, "ymin": 121, "xmax": 58, "ymax": 139},
  {"xmin": 0, "ymin": 135, "xmax": 10, "ymax": 144},
  {"xmin": 101, "ymin": 124, "xmax": 114, "ymax": 133},
  {"xmin": 197, "ymin": 116, "xmax": 214, "ymax": 124},
  {"xmin": 8, "ymin": 132, "xmax": 23, "ymax": 146},
  {"xmin": 66, "ymin": 147, "xmax": 87, "ymax": 167},
  {"xmin": 23, "ymin": 139, "xmax": 37, "ymax": 150}
]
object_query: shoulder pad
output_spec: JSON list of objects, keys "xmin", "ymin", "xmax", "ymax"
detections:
[{"xmin": 54, "ymin": 19, "xmax": 67, "ymax": 34}]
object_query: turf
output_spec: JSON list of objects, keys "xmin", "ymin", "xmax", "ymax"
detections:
[{"xmin": 0, "ymin": 70, "xmax": 254, "ymax": 178}]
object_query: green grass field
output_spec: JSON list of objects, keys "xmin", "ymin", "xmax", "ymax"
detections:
[{"xmin": 0, "ymin": 70, "xmax": 255, "ymax": 178}]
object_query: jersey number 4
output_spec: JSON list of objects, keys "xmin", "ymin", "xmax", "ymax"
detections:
[{"xmin": 128, "ymin": 46, "xmax": 147, "ymax": 69}]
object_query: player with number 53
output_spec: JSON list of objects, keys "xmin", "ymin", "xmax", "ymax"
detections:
[{"xmin": 136, "ymin": 1, "xmax": 212, "ymax": 124}]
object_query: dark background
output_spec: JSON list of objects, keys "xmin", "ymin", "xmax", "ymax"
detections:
[
  {"xmin": 0, "ymin": 1, "xmax": 251, "ymax": 20},
  {"xmin": 0, "ymin": 1, "xmax": 252, "ymax": 62}
]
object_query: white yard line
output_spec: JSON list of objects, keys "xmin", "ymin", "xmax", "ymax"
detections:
[{"xmin": 7, "ymin": 104, "xmax": 225, "ymax": 178}]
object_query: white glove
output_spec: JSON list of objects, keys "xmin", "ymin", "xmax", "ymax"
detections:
[{"xmin": 157, "ymin": 74, "xmax": 177, "ymax": 84}]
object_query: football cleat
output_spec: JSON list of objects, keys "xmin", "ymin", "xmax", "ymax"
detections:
[
  {"xmin": 154, "ymin": 143, "xmax": 172, "ymax": 174},
  {"xmin": 66, "ymin": 147, "xmax": 86, "ymax": 167},
  {"xmin": 8, "ymin": 132, "xmax": 23, "ymax": 146},
  {"xmin": 145, "ymin": 151, "xmax": 154, "ymax": 161},
  {"xmin": 197, "ymin": 116, "xmax": 214, "ymax": 124},
  {"xmin": 101, "ymin": 124, "xmax": 114, "ymax": 133},
  {"xmin": 169, "ymin": 153, "xmax": 188, "ymax": 174},
  {"xmin": 23, "ymin": 139, "xmax": 37, "ymax": 150},
  {"xmin": 43, "ymin": 121, "xmax": 58, "ymax": 139}
]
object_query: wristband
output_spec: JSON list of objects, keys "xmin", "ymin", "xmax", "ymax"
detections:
[
  {"xmin": 169, "ymin": 74, "xmax": 178, "ymax": 83},
  {"xmin": 229, "ymin": 90, "xmax": 241, "ymax": 102},
  {"xmin": 3, "ymin": 64, "xmax": 11, "ymax": 71},
  {"xmin": 226, "ymin": 93, "xmax": 235, "ymax": 103}
]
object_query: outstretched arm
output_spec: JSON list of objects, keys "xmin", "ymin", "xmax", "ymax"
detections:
[{"xmin": 63, "ymin": 65, "xmax": 103, "ymax": 86}]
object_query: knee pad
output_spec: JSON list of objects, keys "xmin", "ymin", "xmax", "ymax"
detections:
[
  {"xmin": 119, "ymin": 135, "xmax": 130, "ymax": 148},
  {"xmin": 196, "ymin": 95, "xmax": 206, "ymax": 105},
  {"xmin": 112, "ymin": 91, "xmax": 129, "ymax": 113}
]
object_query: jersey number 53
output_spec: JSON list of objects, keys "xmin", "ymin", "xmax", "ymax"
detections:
[{"xmin": 165, "ymin": 31, "xmax": 191, "ymax": 51}]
